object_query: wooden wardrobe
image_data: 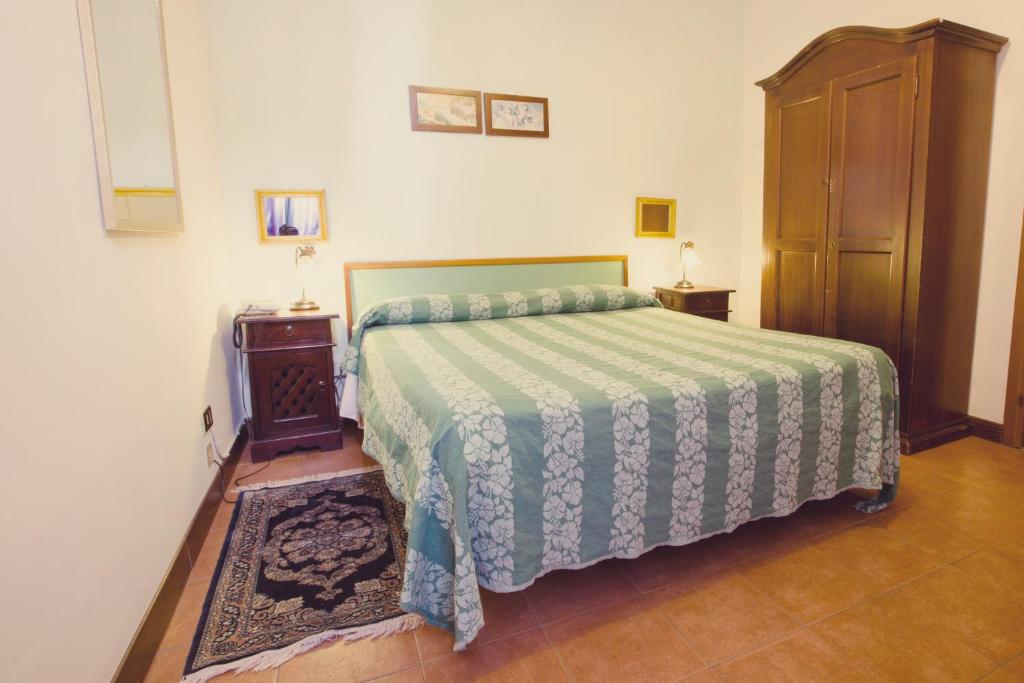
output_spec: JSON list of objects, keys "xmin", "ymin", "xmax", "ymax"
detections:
[{"xmin": 757, "ymin": 19, "xmax": 1007, "ymax": 453}]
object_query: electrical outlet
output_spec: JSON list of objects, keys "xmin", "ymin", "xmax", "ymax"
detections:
[
  {"xmin": 206, "ymin": 442, "xmax": 216, "ymax": 466},
  {"xmin": 202, "ymin": 406, "xmax": 214, "ymax": 433}
]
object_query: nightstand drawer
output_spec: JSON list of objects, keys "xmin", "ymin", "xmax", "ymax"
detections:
[
  {"xmin": 248, "ymin": 319, "xmax": 332, "ymax": 350},
  {"xmin": 684, "ymin": 292, "xmax": 730, "ymax": 313},
  {"xmin": 657, "ymin": 290, "xmax": 685, "ymax": 312}
]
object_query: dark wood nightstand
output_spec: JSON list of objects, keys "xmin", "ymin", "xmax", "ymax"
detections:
[
  {"xmin": 654, "ymin": 285, "xmax": 735, "ymax": 321},
  {"xmin": 240, "ymin": 311, "xmax": 343, "ymax": 461}
]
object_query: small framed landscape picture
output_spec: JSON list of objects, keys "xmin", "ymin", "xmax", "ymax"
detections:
[
  {"xmin": 408, "ymin": 86, "xmax": 482, "ymax": 133},
  {"xmin": 635, "ymin": 197, "xmax": 677, "ymax": 238},
  {"xmin": 484, "ymin": 93, "xmax": 549, "ymax": 138},
  {"xmin": 255, "ymin": 190, "xmax": 328, "ymax": 244}
]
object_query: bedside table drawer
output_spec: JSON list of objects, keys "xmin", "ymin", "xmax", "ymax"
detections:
[
  {"xmin": 657, "ymin": 290, "xmax": 685, "ymax": 312},
  {"xmin": 248, "ymin": 319, "xmax": 332, "ymax": 350},
  {"xmin": 684, "ymin": 292, "xmax": 730, "ymax": 313}
]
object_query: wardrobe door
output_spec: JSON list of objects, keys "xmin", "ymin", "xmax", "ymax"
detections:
[
  {"xmin": 823, "ymin": 58, "xmax": 916, "ymax": 361},
  {"xmin": 761, "ymin": 82, "xmax": 831, "ymax": 335}
]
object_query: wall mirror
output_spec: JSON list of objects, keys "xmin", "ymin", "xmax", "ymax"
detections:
[{"xmin": 77, "ymin": 0, "xmax": 183, "ymax": 232}]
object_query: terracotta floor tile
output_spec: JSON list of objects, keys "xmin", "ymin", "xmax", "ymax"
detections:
[
  {"xmin": 522, "ymin": 559, "xmax": 639, "ymax": 624},
  {"xmin": 916, "ymin": 488, "xmax": 1024, "ymax": 542},
  {"xmin": 210, "ymin": 668, "xmax": 278, "ymax": 682},
  {"xmin": 414, "ymin": 624, "xmax": 455, "ymax": 661},
  {"xmin": 801, "ymin": 524, "xmax": 940, "ymax": 593},
  {"xmin": 611, "ymin": 539, "xmax": 728, "ymax": 593},
  {"xmin": 704, "ymin": 514, "xmax": 809, "ymax": 565},
  {"xmin": 738, "ymin": 525, "xmax": 937, "ymax": 625},
  {"xmin": 677, "ymin": 670, "xmax": 721, "ymax": 683},
  {"xmin": 208, "ymin": 499, "xmax": 237, "ymax": 533},
  {"xmin": 890, "ymin": 566, "xmax": 1024, "ymax": 664},
  {"xmin": 416, "ymin": 588, "xmax": 540, "ymax": 660},
  {"xmin": 644, "ymin": 570, "xmax": 798, "ymax": 664},
  {"xmin": 544, "ymin": 600, "xmax": 704, "ymax": 682},
  {"xmin": 866, "ymin": 499, "xmax": 989, "ymax": 562},
  {"xmin": 249, "ymin": 457, "xmax": 310, "ymax": 485},
  {"xmin": 157, "ymin": 577, "xmax": 210, "ymax": 652},
  {"xmin": 421, "ymin": 629, "xmax": 566, "ymax": 683},
  {"xmin": 930, "ymin": 438, "xmax": 1024, "ymax": 475},
  {"xmin": 811, "ymin": 586, "xmax": 996, "ymax": 681},
  {"xmin": 188, "ymin": 523, "xmax": 230, "ymax": 581},
  {"xmin": 954, "ymin": 543, "xmax": 1024, "ymax": 592},
  {"xmin": 143, "ymin": 648, "xmax": 187, "ymax": 683},
  {"xmin": 713, "ymin": 629, "xmax": 864, "ymax": 682},
  {"xmin": 737, "ymin": 540, "xmax": 856, "ymax": 625},
  {"xmin": 276, "ymin": 631, "xmax": 419, "ymax": 683},
  {"xmin": 905, "ymin": 440, "xmax": 1016, "ymax": 483},
  {"xmin": 981, "ymin": 653, "xmax": 1024, "ymax": 682},
  {"xmin": 302, "ymin": 448, "xmax": 379, "ymax": 476},
  {"xmin": 368, "ymin": 666, "xmax": 425, "ymax": 682}
]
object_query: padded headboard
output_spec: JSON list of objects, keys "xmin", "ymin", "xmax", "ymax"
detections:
[{"xmin": 343, "ymin": 255, "xmax": 628, "ymax": 337}]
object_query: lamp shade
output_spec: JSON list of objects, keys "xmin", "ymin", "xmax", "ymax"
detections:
[{"xmin": 680, "ymin": 241, "xmax": 701, "ymax": 269}]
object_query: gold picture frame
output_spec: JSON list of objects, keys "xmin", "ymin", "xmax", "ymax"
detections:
[
  {"xmin": 255, "ymin": 190, "xmax": 328, "ymax": 244},
  {"xmin": 635, "ymin": 197, "xmax": 676, "ymax": 238}
]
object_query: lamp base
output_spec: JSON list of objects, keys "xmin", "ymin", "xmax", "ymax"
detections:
[
  {"xmin": 674, "ymin": 279, "xmax": 695, "ymax": 289},
  {"xmin": 290, "ymin": 298, "xmax": 319, "ymax": 311}
]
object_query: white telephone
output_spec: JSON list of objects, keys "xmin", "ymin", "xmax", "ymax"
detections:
[{"xmin": 236, "ymin": 299, "xmax": 281, "ymax": 317}]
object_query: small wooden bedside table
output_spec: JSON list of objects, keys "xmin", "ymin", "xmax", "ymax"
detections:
[
  {"xmin": 654, "ymin": 285, "xmax": 735, "ymax": 321},
  {"xmin": 240, "ymin": 310, "xmax": 343, "ymax": 461}
]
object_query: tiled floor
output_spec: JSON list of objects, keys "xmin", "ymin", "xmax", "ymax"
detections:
[{"xmin": 145, "ymin": 427, "xmax": 1024, "ymax": 682}]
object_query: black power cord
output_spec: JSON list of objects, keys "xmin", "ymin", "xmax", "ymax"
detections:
[{"xmin": 214, "ymin": 457, "xmax": 272, "ymax": 505}]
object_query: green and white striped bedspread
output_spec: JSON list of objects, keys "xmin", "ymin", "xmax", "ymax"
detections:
[{"xmin": 344, "ymin": 285, "xmax": 899, "ymax": 650}]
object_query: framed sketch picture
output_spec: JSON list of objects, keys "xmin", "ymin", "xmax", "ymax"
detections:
[
  {"xmin": 408, "ymin": 86, "xmax": 482, "ymax": 133},
  {"xmin": 255, "ymin": 190, "xmax": 328, "ymax": 243},
  {"xmin": 635, "ymin": 197, "xmax": 676, "ymax": 238},
  {"xmin": 484, "ymin": 93, "xmax": 549, "ymax": 137}
]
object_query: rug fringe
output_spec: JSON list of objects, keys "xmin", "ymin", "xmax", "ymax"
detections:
[
  {"xmin": 181, "ymin": 612, "xmax": 423, "ymax": 683},
  {"xmin": 235, "ymin": 465, "xmax": 382, "ymax": 492}
]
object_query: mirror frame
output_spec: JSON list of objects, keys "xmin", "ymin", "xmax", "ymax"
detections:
[{"xmin": 77, "ymin": 0, "xmax": 184, "ymax": 233}]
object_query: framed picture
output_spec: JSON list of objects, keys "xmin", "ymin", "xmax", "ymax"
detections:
[
  {"xmin": 635, "ymin": 197, "xmax": 676, "ymax": 238},
  {"xmin": 484, "ymin": 93, "xmax": 549, "ymax": 137},
  {"xmin": 255, "ymin": 190, "xmax": 328, "ymax": 243},
  {"xmin": 408, "ymin": 86, "xmax": 482, "ymax": 133}
]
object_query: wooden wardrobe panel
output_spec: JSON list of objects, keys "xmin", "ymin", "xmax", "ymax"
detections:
[
  {"xmin": 906, "ymin": 39, "xmax": 1001, "ymax": 433},
  {"xmin": 777, "ymin": 251, "xmax": 819, "ymax": 334},
  {"xmin": 761, "ymin": 83, "xmax": 830, "ymax": 333},
  {"xmin": 833, "ymin": 251, "xmax": 894, "ymax": 352},
  {"xmin": 824, "ymin": 58, "xmax": 915, "ymax": 363},
  {"xmin": 778, "ymin": 97, "xmax": 829, "ymax": 240},
  {"xmin": 833, "ymin": 69, "xmax": 907, "ymax": 241},
  {"xmin": 758, "ymin": 20, "xmax": 1006, "ymax": 452}
]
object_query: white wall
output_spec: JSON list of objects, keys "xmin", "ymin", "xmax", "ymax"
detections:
[
  {"xmin": 0, "ymin": 1, "xmax": 237, "ymax": 680},
  {"xmin": 738, "ymin": 1, "xmax": 1024, "ymax": 422},
  {"xmin": 205, "ymin": 0, "xmax": 746, "ymax": 350}
]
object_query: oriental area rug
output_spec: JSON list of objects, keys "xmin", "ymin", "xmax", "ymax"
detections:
[{"xmin": 182, "ymin": 468, "xmax": 420, "ymax": 682}]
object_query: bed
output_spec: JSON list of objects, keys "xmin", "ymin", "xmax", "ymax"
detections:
[{"xmin": 340, "ymin": 256, "xmax": 899, "ymax": 650}]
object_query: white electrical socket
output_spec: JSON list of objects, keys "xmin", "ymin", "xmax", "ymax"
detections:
[{"xmin": 206, "ymin": 442, "xmax": 216, "ymax": 466}]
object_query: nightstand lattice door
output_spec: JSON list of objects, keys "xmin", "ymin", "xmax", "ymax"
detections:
[{"xmin": 249, "ymin": 348, "xmax": 335, "ymax": 439}]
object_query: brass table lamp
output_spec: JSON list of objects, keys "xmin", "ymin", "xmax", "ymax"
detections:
[
  {"xmin": 290, "ymin": 245, "xmax": 319, "ymax": 311},
  {"xmin": 676, "ymin": 240, "xmax": 701, "ymax": 289}
]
